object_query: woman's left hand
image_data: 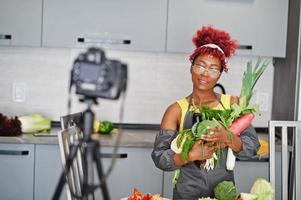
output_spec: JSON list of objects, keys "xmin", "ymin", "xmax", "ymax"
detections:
[{"xmin": 201, "ymin": 125, "xmax": 231, "ymax": 148}]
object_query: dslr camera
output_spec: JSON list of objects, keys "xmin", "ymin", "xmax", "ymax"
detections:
[{"xmin": 70, "ymin": 47, "xmax": 127, "ymax": 100}]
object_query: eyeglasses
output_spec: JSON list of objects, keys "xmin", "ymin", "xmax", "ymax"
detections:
[{"xmin": 192, "ymin": 64, "xmax": 221, "ymax": 77}]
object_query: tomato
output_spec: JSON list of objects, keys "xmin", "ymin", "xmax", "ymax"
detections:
[
  {"xmin": 134, "ymin": 188, "xmax": 142, "ymax": 197},
  {"xmin": 128, "ymin": 188, "xmax": 142, "ymax": 200},
  {"xmin": 127, "ymin": 188, "xmax": 160, "ymax": 200},
  {"xmin": 142, "ymin": 193, "xmax": 153, "ymax": 200}
]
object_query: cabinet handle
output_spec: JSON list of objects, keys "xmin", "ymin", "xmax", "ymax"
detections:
[
  {"xmin": 77, "ymin": 37, "xmax": 131, "ymax": 45},
  {"xmin": 238, "ymin": 45, "xmax": 252, "ymax": 50},
  {"xmin": 99, "ymin": 153, "xmax": 127, "ymax": 159},
  {"xmin": 0, "ymin": 150, "xmax": 29, "ymax": 156},
  {"xmin": 0, "ymin": 34, "xmax": 12, "ymax": 40}
]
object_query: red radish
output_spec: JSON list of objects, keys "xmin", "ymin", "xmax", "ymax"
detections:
[
  {"xmin": 226, "ymin": 113, "xmax": 254, "ymax": 170},
  {"xmin": 228, "ymin": 113, "xmax": 254, "ymax": 136}
]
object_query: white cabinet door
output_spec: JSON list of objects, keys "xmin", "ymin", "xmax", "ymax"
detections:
[
  {"xmin": 35, "ymin": 145, "xmax": 162, "ymax": 200},
  {"xmin": 96, "ymin": 147, "xmax": 163, "ymax": 199},
  {"xmin": 162, "ymin": 171, "xmax": 174, "ymax": 199},
  {"xmin": 35, "ymin": 144, "xmax": 68, "ymax": 200},
  {"xmin": 167, "ymin": 0, "xmax": 288, "ymax": 57},
  {"xmin": 0, "ymin": 143, "xmax": 34, "ymax": 200},
  {"xmin": 0, "ymin": 0, "xmax": 42, "ymax": 47},
  {"xmin": 234, "ymin": 160, "xmax": 269, "ymax": 193},
  {"xmin": 42, "ymin": 0, "xmax": 167, "ymax": 52}
]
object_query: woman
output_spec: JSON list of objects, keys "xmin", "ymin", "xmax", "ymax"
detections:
[{"xmin": 151, "ymin": 26, "xmax": 260, "ymax": 199}]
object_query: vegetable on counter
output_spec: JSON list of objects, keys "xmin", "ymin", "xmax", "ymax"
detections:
[
  {"xmin": 214, "ymin": 181, "xmax": 237, "ymax": 200},
  {"xmin": 93, "ymin": 120, "xmax": 115, "ymax": 134},
  {"xmin": 212, "ymin": 178, "xmax": 274, "ymax": 200},
  {"xmin": 0, "ymin": 113, "xmax": 22, "ymax": 136},
  {"xmin": 19, "ymin": 114, "xmax": 51, "ymax": 133},
  {"xmin": 250, "ymin": 178, "xmax": 274, "ymax": 200},
  {"xmin": 99, "ymin": 120, "xmax": 114, "ymax": 134},
  {"xmin": 237, "ymin": 193, "xmax": 259, "ymax": 200}
]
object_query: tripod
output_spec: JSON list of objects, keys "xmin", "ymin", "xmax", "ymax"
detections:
[{"xmin": 53, "ymin": 98, "xmax": 110, "ymax": 200}]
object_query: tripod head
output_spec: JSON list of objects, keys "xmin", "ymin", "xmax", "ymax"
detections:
[
  {"xmin": 80, "ymin": 97, "xmax": 100, "ymax": 141},
  {"xmin": 79, "ymin": 96, "xmax": 98, "ymax": 105}
]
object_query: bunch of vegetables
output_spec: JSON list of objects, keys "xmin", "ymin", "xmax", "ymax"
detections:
[
  {"xmin": 127, "ymin": 188, "xmax": 162, "ymax": 200},
  {"xmin": 171, "ymin": 118, "xmax": 223, "ymax": 170},
  {"xmin": 171, "ymin": 57, "xmax": 269, "ymax": 172}
]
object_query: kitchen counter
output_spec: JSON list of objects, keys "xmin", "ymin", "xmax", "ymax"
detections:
[
  {"xmin": 0, "ymin": 128, "xmax": 158, "ymax": 148},
  {"xmin": 0, "ymin": 128, "xmax": 276, "ymax": 161}
]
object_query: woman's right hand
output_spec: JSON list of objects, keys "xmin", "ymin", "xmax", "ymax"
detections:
[{"xmin": 188, "ymin": 140, "xmax": 217, "ymax": 162}]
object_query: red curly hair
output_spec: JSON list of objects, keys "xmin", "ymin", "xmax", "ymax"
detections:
[{"xmin": 189, "ymin": 26, "xmax": 238, "ymax": 72}]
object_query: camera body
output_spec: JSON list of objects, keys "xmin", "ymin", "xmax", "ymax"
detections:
[{"xmin": 71, "ymin": 48, "xmax": 127, "ymax": 100}]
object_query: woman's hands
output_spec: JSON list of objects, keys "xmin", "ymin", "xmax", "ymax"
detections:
[
  {"xmin": 188, "ymin": 140, "xmax": 217, "ymax": 162},
  {"xmin": 201, "ymin": 124, "xmax": 243, "ymax": 153},
  {"xmin": 174, "ymin": 122, "xmax": 242, "ymax": 167},
  {"xmin": 173, "ymin": 139, "xmax": 217, "ymax": 167},
  {"xmin": 201, "ymin": 125, "xmax": 231, "ymax": 148},
  {"xmin": 180, "ymin": 124, "xmax": 230, "ymax": 164}
]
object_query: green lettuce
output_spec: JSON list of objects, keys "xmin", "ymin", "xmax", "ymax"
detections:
[
  {"xmin": 19, "ymin": 114, "xmax": 51, "ymax": 133},
  {"xmin": 214, "ymin": 181, "xmax": 237, "ymax": 200},
  {"xmin": 250, "ymin": 178, "xmax": 274, "ymax": 200}
]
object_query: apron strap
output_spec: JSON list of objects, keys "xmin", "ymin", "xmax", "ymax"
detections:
[
  {"xmin": 183, "ymin": 93, "xmax": 227, "ymax": 130},
  {"xmin": 216, "ymin": 94, "xmax": 227, "ymax": 110}
]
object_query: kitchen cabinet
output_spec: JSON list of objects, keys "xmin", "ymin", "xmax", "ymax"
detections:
[
  {"xmin": 0, "ymin": 0, "xmax": 42, "ymax": 47},
  {"xmin": 34, "ymin": 144, "xmax": 68, "ymax": 200},
  {"xmin": 236, "ymin": 153, "xmax": 282, "ymax": 200},
  {"xmin": 162, "ymin": 171, "xmax": 174, "ymax": 198},
  {"xmin": 167, "ymin": 0, "xmax": 289, "ymax": 57},
  {"xmin": 0, "ymin": 143, "xmax": 34, "ymax": 200},
  {"xmin": 42, "ymin": 0, "xmax": 167, "ymax": 52},
  {"xmin": 35, "ymin": 145, "xmax": 162, "ymax": 200},
  {"xmin": 95, "ymin": 147, "xmax": 163, "ymax": 199},
  {"xmin": 234, "ymin": 160, "xmax": 269, "ymax": 193}
]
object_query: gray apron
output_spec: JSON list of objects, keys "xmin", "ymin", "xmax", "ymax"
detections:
[{"xmin": 173, "ymin": 96, "xmax": 234, "ymax": 200}]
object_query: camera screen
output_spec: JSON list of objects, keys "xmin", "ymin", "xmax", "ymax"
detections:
[{"xmin": 79, "ymin": 63, "xmax": 99, "ymax": 81}]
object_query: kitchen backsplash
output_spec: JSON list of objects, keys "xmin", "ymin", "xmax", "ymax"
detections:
[{"xmin": 0, "ymin": 47, "xmax": 273, "ymax": 127}]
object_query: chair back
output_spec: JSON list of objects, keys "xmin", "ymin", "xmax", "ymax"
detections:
[
  {"xmin": 58, "ymin": 113, "xmax": 85, "ymax": 200},
  {"xmin": 269, "ymin": 120, "xmax": 301, "ymax": 200}
]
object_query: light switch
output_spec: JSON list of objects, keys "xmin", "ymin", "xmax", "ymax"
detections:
[
  {"xmin": 12, "ymin": 83, "xmax": 26, "ymax": 102},
  {"xmin": 256, "ymin": 92, "xmax": 269, "ymax": 112}
]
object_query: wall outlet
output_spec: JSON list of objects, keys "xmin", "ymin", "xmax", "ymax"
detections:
[
  {"xmin": 12, "ymin": 83, "xmax": 26, "ymax": 102},
  {"xmin": 256, "ymin": 92, "xmax": 269, "ymax": 112}
]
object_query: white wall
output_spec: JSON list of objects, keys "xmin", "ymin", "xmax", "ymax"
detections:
[{"xmin": 0, "ymin": 47, "xmax": 273, "ymax": 127}]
